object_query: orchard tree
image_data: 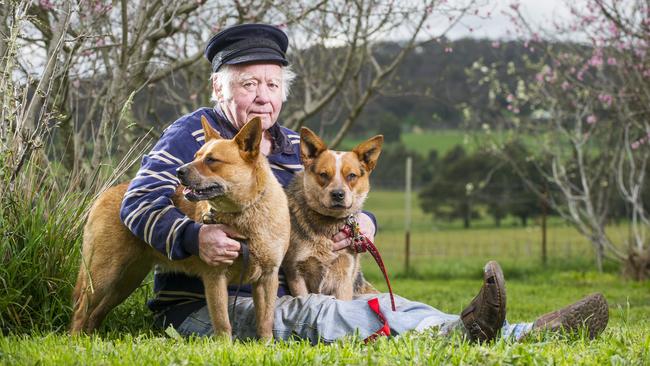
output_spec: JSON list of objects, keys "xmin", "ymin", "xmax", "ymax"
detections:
[
  {"xmin": 2, "ymin": 0, "xmax": 484, "ymax": 187},
  {"xmin": 469, "ymin": 0, "xmax": 650, "ymax": 278}
]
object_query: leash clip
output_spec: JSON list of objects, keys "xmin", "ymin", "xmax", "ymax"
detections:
[{"xmin": 345, "ymin": 215, "xmax": 367, "ymax": 253}]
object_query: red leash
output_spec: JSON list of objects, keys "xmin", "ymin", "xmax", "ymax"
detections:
[
  {"xmin": 364, "ymin": 297, "xmax": 391, "ymax": 342},
  {"xmin": 342, "ymin": 215, "xmax": 396, "ymax": 311}
]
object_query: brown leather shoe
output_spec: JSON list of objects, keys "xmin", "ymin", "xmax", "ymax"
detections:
[
  {"xmin": 532, "ymin": 293, "xmax": 609, "ymax": 339},
  {"xmin": 460, "ymin": 261, "xmax": 507, "ymax": 342}
]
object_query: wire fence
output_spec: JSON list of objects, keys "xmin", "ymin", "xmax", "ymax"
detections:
[{"xmin": 366, "ymin": 190, "xmax": 630, "ymax": 266}]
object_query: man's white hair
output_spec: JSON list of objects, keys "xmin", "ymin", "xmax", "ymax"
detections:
[{"xmin": 210, "ymin": 64, "xmax": 296, "ymax": 104}]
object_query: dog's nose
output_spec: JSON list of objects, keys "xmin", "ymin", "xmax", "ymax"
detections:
[
  {"xmin": 330, "ymin": 189, "xmax": 345, "ymax": 202},
  {"xmin": 176, "ymin": 166, "xmax": 187, "ymax": 179}
]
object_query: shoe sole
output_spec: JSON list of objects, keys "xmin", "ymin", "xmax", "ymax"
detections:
[
  {"xmin": 484, "ymin": 261, "xmax": 507, "ymax": 329},
  {"xmin": 535, "ymin": 293, "xmax": 609, "ymax": 339},
  {"xmin": 460, "ymin": 260, "xmax": 508, "ymax": 343}
]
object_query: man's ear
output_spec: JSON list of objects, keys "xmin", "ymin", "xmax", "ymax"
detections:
[
  {"xmin": 353, "ymin": 135, "xmax": 383, "ymax": 172},
  {"xmin": 300, "ymin": 127, "xmax": 328, "ymax": 167},
  {"xmin": 212, "ymin": 77, "xmax": 225, "ymax": 102},
  {"xmin": 234, "ymin": 117, "xmax": 262, "ymax": 162},
  {"xmin": 201, "ymin": 115, "xmax": 222, "ymax": 142}
]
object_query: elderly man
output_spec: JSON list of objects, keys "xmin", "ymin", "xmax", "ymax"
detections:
[{"xmin": 120, "ymin": 24, "xmax": 609, "ymax": 343}]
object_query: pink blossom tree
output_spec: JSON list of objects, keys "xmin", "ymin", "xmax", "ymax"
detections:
[{"xmin": 471, "ymin": 0, "xmax": 650, "ymax": 278}]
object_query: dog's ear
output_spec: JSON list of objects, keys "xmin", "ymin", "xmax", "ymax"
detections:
[
  {"xmin": 300, "ymin": 127, "xmax": 327, "ymax": 167},
  {"xmin": 201, "ymin": 115, "xmax": 222, "ymax": 142},
  {"xmin": 353, "ymin": 135, "xmax": 383, "ymax": 172},
  {"xmin": 234, "ymin": 117, "xmax": 262, "ymax": 162}
]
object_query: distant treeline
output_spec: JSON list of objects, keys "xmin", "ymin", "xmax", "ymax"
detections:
[
  {"xmin": 371, "ymin": 141, "xmax": 650, "ymax": 228},
  {"xmin": 303, "ymin": 38, "xmax": 542, "ymax": 140},
  {"xmin": 118, "ymin": 38, "xmax": 539, "ymax": 138}
]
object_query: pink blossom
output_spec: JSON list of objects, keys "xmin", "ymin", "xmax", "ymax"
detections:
[
  {"xmin": 491, "ymin": 41, "xmax": 501, "ymax": 48},
  {"xmin": 513, "ymin": 107, "xmax": 520, "ymax": 114},
  {"xmin": 39, "ymin": 0, "xmax": 54, "ymax": 10},
  {"xmin": 607, "ymin": 57, "xmax": 617, "ymax": 65},
  {"xmin": 72, "ymin": 79, "xmax": 81, "ymax": 88},
  {"xmin": 506, "ymin": 94, "xmax": 515, "ymax": 102},
  {"xmin": 631, "ymin": 141, "xmax": 640, "ymax": 150},
  {"xmin": 507, "ymin": 104, "xmax": 513, "ymax": 111},
  {"xmin": 586, "ymin": 115, "xmax": 597, "ymax": 124},
  {"xmin": 510, "ymin": 2, "xmax": 520, "ymax": 11},
  {"xmin": 561, "ymin": 81, "xmax": 571, "ymax": 90},
  {"xmin": 643, "ymin": 69, "xmax": 650, "ymax": 78},
  {"xmin": 608, "ymin": 22, "xmax": 619, "ymax": 35},
  {"xmin": 598, "ymin": 93, "xmax": 613, "ymax": 107},
  {"xmin": 444, "ymin": 47, "xmax": 453, "ymax": 53},
  {"xmin": 588, "ymin": 55, "xmax": 603, "ymax": 67}
]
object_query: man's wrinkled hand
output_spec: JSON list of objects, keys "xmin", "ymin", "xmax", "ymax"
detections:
[
  {"xmin": 198, "ymin": 224, "xmax": 245, "ymax": 266},
  {"xmin": 331, "ymin": 213, "xmax": 376, "ymax": 251}
]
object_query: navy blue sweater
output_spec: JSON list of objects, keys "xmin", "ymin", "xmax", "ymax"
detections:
[{"xmin": 120, "ymin": 107, "xmax": 376, "ymax": 326}]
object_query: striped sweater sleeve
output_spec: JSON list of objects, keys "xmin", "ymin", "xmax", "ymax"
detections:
[{"xmin": 120, "ymin": 126, "xmax": 203, "ymax": 260}]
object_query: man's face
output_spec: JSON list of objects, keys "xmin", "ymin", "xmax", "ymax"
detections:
[{"xmin": 215, "ymin": 63, "xmax": 283, "ymax": 131}]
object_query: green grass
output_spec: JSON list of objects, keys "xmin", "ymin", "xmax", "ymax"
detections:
[
  {"xmin": 401, "ymin": 130, "xmax": 473, "ymax": 156},
  {"xmin": 342, "ymin": 129, "xmax": 547, "ymax": 158},
  {"xmin": 2, "ymin": 187, "xmax": 648, "ymax": 365},
  {"xmin": 341, "ymin": 130, "xmax": 471, "ymax": 157},
  {"xmin": 1, "ymin": 263, "xmax": 648, "ymax": 365}
]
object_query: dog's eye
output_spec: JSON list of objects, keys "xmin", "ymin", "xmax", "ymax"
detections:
[
  {"xmin": 319, "ymin": 172, "xmax": 329, "ymax": 180},
  {"xmin": 347, "ymin": 173, "xmax": 357, "ymax": 182},
  {"xmin": 204, "ymin": 156, "xmax": 219, "ymax": 164}
]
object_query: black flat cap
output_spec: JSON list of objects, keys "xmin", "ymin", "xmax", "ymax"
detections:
[{"xmin": 205, "ymin": 23, "xmax": 289, "ymax": 72}]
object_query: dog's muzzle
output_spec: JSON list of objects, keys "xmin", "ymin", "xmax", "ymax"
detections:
[{"xmin": 182, "ymin": 184, "xmax": 225, "ymax": 202}]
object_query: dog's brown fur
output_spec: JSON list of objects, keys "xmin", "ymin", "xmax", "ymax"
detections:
[
  {"xmin": 70, "ymin": 117, "xmax": 289, "ymax": 339},
  {"xmin": 283, "ymin": 128, "xmax": 383, "ymax": 300}
]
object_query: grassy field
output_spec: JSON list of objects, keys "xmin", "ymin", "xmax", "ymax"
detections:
[
  {"xmin": 1, "ymin": 190, "xmax": 648, "ymax": 365},
  {"xmin": 340, "ymin": 130, "xmax": 471, "ymax": 156},
  {"xmin": 2, "ymin": 262, "xmax": 648, "ymax": 365}
]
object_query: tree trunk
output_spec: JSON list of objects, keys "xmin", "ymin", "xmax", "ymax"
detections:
[
  {"xmin": 91, "ymin": 69, "xmax": 128, "ymax": 167},
  {"xmin": 623, "ymin": 248, "xmax": 650, "ymax": 281},
  {"xmin": 0, "ymin": 3, "xmax": 10, "ymax": 71},
  {"xmin": 594, "ymin": 239, "xmax": 604, "ymax": 273},
  {"xmin": 22, "ymin": 2, "xmax": 71, "ymax": 133}
]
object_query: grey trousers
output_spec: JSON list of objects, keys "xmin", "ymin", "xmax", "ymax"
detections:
[{"xmin": 175, "ymin": 293, "xmax": 532, "ymax": 343}]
